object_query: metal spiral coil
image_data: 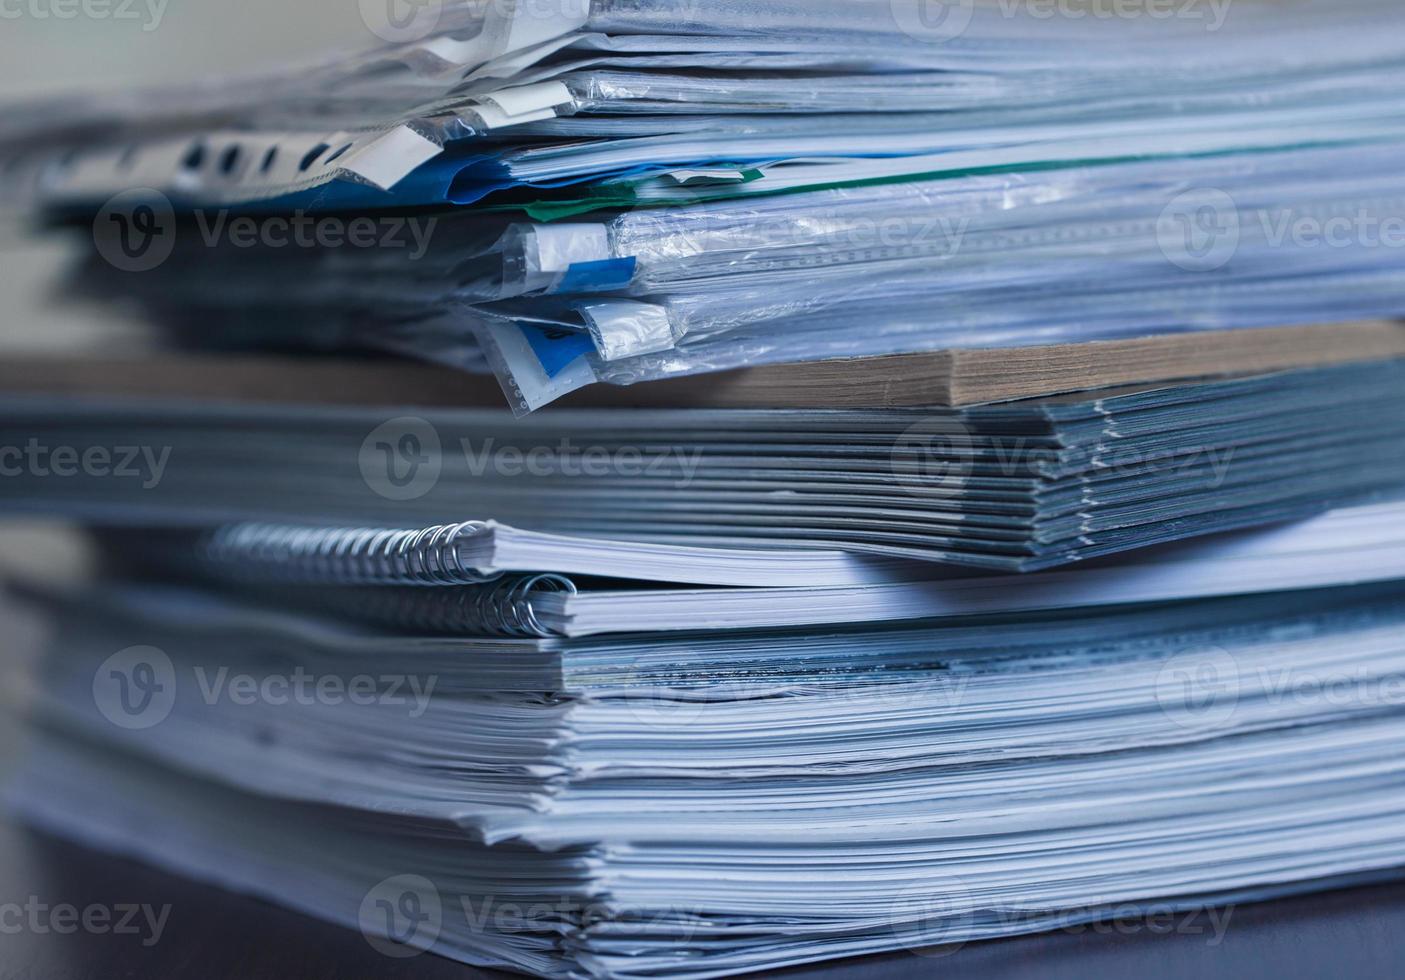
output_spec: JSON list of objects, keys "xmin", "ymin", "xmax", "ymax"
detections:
[
  {"xmin": 203, "ymin": 522, "xmax": 499, "ymax": 586},
  {"xmin": 323, "ymin": 575, "xmax": 577, "ymax": 637}
]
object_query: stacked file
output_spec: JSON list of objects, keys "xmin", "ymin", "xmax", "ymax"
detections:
[
  {"xmin": 3, "ymin": 1, "xmax": 1405, "ymax": 408},
  {"xmin": 2, "ymin": 353, "xmax": 1405, "ymax": 978},
  {"xmin": 2, "ymin": 360, "xmax": 1404, "ymax": 569},
  {"xmin": 12, "ymin": 531, "xmax": 1405, "ymax": 977},
  {"xmin": 5, "ymin": 2, "xmax": 1405, "ymax": 976}
]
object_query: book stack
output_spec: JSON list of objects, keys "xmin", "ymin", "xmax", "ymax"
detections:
[{"xmin": 3, "ymin": 2, "xmax": 1405, "ymax": 976}]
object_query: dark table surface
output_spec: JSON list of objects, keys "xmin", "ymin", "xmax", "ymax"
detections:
[{"xmin": 1, "ymin": 817, "xmax": 1402, "ymax": 980}]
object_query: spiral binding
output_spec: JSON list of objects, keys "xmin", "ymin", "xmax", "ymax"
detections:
[
  {"xmin": 314, "ymin": 575, "xmax": 578, "ymax": 637},
  {"xmin": 203, "ymin": 522, "xmax": 500, "ymax": 587}
]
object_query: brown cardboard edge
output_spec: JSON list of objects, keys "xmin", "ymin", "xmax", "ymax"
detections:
[{"xmin": 0, "ymin": 320, "xmax": 1400, "ymax": 410}]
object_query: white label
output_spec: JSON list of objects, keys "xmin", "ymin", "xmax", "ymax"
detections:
[
  {"xmin": 528, "ymin": 223, "xmax": 611, "ymax": 273},
  {"xmin": 339, "ymin": 126, "xmax": 443, "ymax": 190},
  {"xmin": 578, "ymin": 301, "xmax": 676, "ymax": 362}
]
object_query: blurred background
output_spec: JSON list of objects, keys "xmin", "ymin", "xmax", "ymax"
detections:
[
  {"xmin": 0, "ymin": 0, "xmax": 384, "ymax": 745},
  {"xmin": 0, "ymin": 0, "xmax": 366, "ymax": 97},
  {"xmin": 0, "ymin": 0, "xmax": 372, "ymax": 352}
]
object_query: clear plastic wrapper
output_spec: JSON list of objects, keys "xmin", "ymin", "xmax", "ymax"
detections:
[
  {"xmin": 58, "ymin": 139, "xmax": 1405, "ymax": 411},
  {"xmin": 7, "ymin": 0, "xmax": 1405, "ymax": 210},
  {"xmin": 14, "ymin": 0, "xmax": 1405, "ymax": 413}
]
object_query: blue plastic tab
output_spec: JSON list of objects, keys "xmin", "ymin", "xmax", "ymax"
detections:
[
  {"xmin": 520, "ymin": 324, "xmax": 595, "ymax": 378},
  {"xmin": 554, "ymin": 256, "xmax": 638, "ymax": 294}
]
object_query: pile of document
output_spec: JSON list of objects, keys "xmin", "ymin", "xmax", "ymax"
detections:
[
  {"xmin": 4, "ymin": 0, "xmax": 1405, "ymax": 408},
  {"xmin": 5, "ymin": 356, "xmax": 1405, "ymax": 975},
  {"xmin": 2, "ymin": 359, "xmax": 1405, "ymax": 569},
  {"xmin": 27, "ymin": 579, "xmax": 1405, "ymax": 977},
  {"xmin": 5, "ymin": 2, "xmax": 1405, "ymax": 977},
  {"xmin": 11, "ymin": 499, "xmax": 1405, "ymax": 976}
]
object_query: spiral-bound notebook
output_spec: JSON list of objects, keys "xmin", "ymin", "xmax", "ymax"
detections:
[{"xmin": 92, "ymin": 501, "xmax": 1405, "ymax": 637}]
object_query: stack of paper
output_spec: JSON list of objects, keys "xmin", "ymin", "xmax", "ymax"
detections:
[
  {"xmin": 2, "ymin": 354, "xmax": 1405, "ymax": 975},
  {"xmin": 5, "ymin": 2, "xmax": 1405, "ymax": 976},
  {"xmin": 13, "ymin": 556, "xmax": 1405, "ymax": 976},
  {"xmin": 4, "ymin": 0, "xmax": 1405, "ymax": 408},
  {"xmin": 2, "ymin": 360, "xmax": 1404, "ymax": 569}
]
